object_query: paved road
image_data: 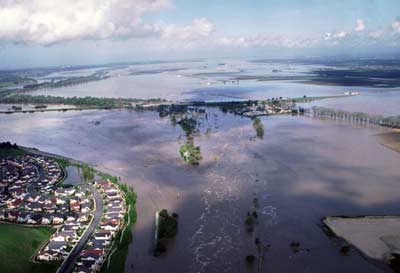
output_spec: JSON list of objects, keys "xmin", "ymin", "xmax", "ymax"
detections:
[{"xmin": 56, "ymin": 184, "xmax": 103, "ymax": 273}]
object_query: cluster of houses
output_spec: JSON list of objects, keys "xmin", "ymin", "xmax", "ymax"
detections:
[
  {"xmin": 73, "ymin": 180, "xmax": 126, "ymax": 273},
  {"xmin": 36, "ymin": 187, "xmax": 94, "ymax": 261},
  {"xmin": 236, "ymin": 103, "xmax": 293, "ymax": 117},
  {"xmin": 0, "ymin": 155, "xmax": 69, "ymax": 224},
  {"xmin": 0, "ymin": 155, "xmax": 128, "ymax": 273},
  {"xmin": 0, "ymin": 155, "xmax": 94, "ymax": 263}
]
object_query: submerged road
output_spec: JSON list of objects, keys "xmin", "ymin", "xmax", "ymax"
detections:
[{"xmin": 56, "ymin": 184, "xmax": 103, "ymax": 273}]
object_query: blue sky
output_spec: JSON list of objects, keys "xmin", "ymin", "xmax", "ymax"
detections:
[
  {"xmin": 146, "ymin": 0, "xmax": 399, "ymax": 35},
  {"xmin": 0, "ymin": 0, "xmax": 400, "ymax": 68}
]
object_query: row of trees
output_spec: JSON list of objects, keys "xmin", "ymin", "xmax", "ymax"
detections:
[
  {"xmin": 0, "ymin": 94, "xmax": 167, "ymax": 109},
  {"xmin": 310, "ymin": 107, "xmax": 400, "ymax": 128},
  {"xmin": 22, "ymin": 73, "xmax": 108, "ymax": 91}
]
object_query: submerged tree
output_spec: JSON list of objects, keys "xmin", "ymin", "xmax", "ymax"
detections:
[
  {"xmin": 179, "ymin": 142, "xmax": 202, "ymax": 165},
  {"xmin": 252, "ymin": 117, "xmax": 264, "ymax": 139}
]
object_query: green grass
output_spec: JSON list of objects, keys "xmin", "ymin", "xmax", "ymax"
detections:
[
  {"xmin": 0, "ymin": 224, "xmax": 58, "ymax": 273},
  {"xmin": 82, "ymin": 164, "xmax": 94, "ymax": 182}
]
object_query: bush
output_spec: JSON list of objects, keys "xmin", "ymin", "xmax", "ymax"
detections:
[
  {"xmin": 246, "ymin": 255, "xmax": 256, "ymax": 264},
  {"xmin": 179, "ymin": 143, "xmax": 202, "ymax": 165},
  {"xmin": 340, "ymin": 245, "xmax": 350, "ymax": 255},
  {"xmin": 158, "ymin": 210, "xmax": 178, "ymax": 239}
]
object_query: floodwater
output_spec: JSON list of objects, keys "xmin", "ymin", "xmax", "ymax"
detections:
[
  {"xmin": 300, "ymin": 89, "xmax": 400, "ymax": 117},
  {"xmin": 0, "ymin": 108, "xmax": 399, "ymax": 273},
  {"xmin": 23, "ymin": 60, "xmax": 400, "ymax": 117},
  {"xmin": 63, "ymin": 166, "xmax": 83, "ymax": 186}
]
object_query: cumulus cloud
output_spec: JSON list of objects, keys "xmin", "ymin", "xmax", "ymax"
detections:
[
  {"xmin": 334, "ymin": 31, "xmax": 348, "ymax": 38},
  {"xmin": 0, "ymin": 0, "xmax": 170, "ymax": 44},
  {"xmin": 156, "ymin": 18, "xmax": 214, "ymax": 40},
  {"xmin": 354, "ymin": 19, "xmax": 365, "ymax": 32},
  {"xmin": 324, "ymin": 31, "xmax": 347, "ymax": 41},
  {"xmin": 393, "ymin": 18, "xmax": 400, "ymax": 33},
  {"xmin": 368, "ymin": 30, "xmax": 383, "ymax": 38},
  {"xmin": 214, "ymin": 34, "xmax": 318, "ymax": 49}
]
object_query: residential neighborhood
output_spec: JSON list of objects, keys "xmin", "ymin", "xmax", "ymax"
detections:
[{"xmin": 0, "ymin": 154, "xmax": 127, "ymax": 273}]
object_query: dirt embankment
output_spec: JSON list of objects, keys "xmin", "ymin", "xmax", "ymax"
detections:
[{"xmin": 378, "ymin": 130, "xmax": 400, "ymax": 153}]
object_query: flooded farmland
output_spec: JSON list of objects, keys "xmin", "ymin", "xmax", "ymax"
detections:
[{"xmin": 0, "ymin": 106, "xmax": 399, "ymax": 273}]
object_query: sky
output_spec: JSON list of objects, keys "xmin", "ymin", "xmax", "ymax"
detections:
[{"xmin": 0, "ymin": 0, "xmax": 400, "ymax": 68}]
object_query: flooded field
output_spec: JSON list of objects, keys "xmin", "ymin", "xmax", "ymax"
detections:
[
  {"xmin": 21, "ymin": 59, "xmax": 400, "ymax": 118},
  {"xmin": 63, "ymin": 166, "xmax": 83, "ymax": 186},
  {"xmin": 0, "ymin": 107, "xmax": 399, "ymax": 273}
]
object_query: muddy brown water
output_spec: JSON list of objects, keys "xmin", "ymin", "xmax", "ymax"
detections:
[{"xmin": 0, "ymin": 108, "xmax": 399, "ymax": 273}]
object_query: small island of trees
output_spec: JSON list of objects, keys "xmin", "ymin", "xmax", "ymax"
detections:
[
  {"xmin": 179, "ymin": 142, "xmax": 202, "ymax": 165},
  {"xmin": 154, "ymin": 209, "xmax": 179, "ymax": 256},
  {"xmin": 252, "ymin": 117, "xmax": 264, "ymax": 139}
]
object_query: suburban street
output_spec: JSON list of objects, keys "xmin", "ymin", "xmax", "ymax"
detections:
[{"xmin": 56, "ymin": 184, "xmax": 103, "ymax": 273}]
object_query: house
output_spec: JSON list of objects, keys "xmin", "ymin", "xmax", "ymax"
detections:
[
  {"xmin": 88, "ymin": 239, "xmax": 110, "ymax": 249},
  {"xmin": 94, "ymin": 180, "xmax": 110, "ymax": 188},
  {"xmin": 0, "ymin": 209, "xmax": 7, "ymax": 220},
  {"xmin": 70, "ymin": 199, "xmax": 81, "ymax": 212},
  {"xmin": 56, "ymin": 196, "xmax": 67, "ymax": 205},
  {"xmin": 27, "ymin": 213, "xmax": 42, "ymax": 224},
  {"xmin": 53, "ymin": 230, "xmax": 76, "ymax": 242},
  {"xmin": 76, "ymin": 260, "xmax": 97, "ymax": 271},
  {"xmin": 7, "ymin": 210, "xmax": 19, "ymax": 222},
  {"xmin": 27, "ymin": 193, "xmax": 40, "ymax": 203},
  {"xmin": 77, "ymin": 213, "xmax": 90, "ymax": 223},
  {"xmin": 101, "ymin": 219, "xmax": 119, "ymax": 231},
  {"xmin": 43, "ymin": 204, "xmax": 56, "ymax": 213},
  {"xmin": 52, "ymin": 214, "xmax": 64, "ymax": 224},
  {"xmin": 47, "ymin": 240, "xmax": 68, "ymax": 252},
  {"xmin": 81, "ymin": 249, "xmax": 104, "ymax": 260},
  {"xmin": 41, "ymin": 215, "xmax": 52, "ymax": 225},
  {"xmin": 108, "ymin": 200, "xmax": 123, "ymax": 208},
  {"xmin": 7, "ymin": 198, "xmax": 22, "ymax": 209},
  {"xmin": 55, "ymin": 188, "xmax": 76, "ymax": 197},
  {"xmin": 81, "ymin": 203, "xmax": 92, "ymax": 213},
  {"xmin": 37, "ymin": 249, "xmax": 61, "ymax": 261},
  {"xmin": 79, "ymin": 249, "xmax": 104, "ymax": 272},
  {"xmin": 29, "ymin": 202, "xmax": 44, "ymax": 212},
  {"xmin": 73, "ymin": 266, "xmax": 92, "ymax": 273},
  {"xmin": 17, "ymin": 212, "xmax": 30, "ymax": 223},
  {"xmin": 66, "ymin": 215, "xmax": 77, "ymax": 222},
  {"xmin": 94, "ymin": 230, "xmax": 112, "ymax": 240}
]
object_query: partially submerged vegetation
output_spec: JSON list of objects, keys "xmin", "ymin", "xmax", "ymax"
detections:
[
  {"xmin": 310, "ymin": 106, "xmax": 400, "ymax": 129},
  {"xmin": 154, "ymin": 209, "xmax": 178, "ymax": 256},
  {"xmin": 22, "ymin": 73, "xmax": 109, "ymax": 91},
  {"xmin": 0, "ymin": 94, "xmax": 167, "ymax": 111},
  {"xmin": 179, "ymin": 143, "xmax": 202, "ymax": 165},
  {"xmin": 252, "ymin": 117, "xmax": 264, "ymax": 139}
]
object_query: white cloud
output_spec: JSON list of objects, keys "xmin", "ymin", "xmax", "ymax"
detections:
[
  {"xmin": 393, "ymin": 18, "xmax": 400, "ymax": 33},
  {"xmin": 324, "ymin": 32, "xmax": 332, "ymax": 41},
  {"xmin": 157, "ymin": 18, "xmax": 214, "ymax": 41},
  {"xmin": 368, "ymin": 30, "xmax": 383, "ymax": 38},
  {"xmin": 334, "ymin": 31, "xmax": 348, "ymax": 39},
  {"xmin": 354, "ymin": 19, "xmax": 365, "ymax": 32},
  {"xmin": 0, "ymin": 0, "xmax": 170, "ymax": 45}
]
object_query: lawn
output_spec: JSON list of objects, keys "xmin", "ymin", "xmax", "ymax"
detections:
[{"xmin": 0, "ymin": 223, "xmax": 58, "ymax": 273}]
